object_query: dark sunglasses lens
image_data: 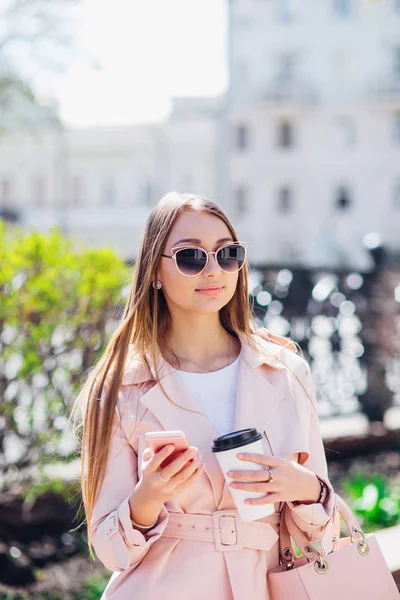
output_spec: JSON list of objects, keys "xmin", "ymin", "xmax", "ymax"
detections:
[
  {"xmin": 176, "ymin": 248, "xmax": 207, "ymax": 275},
  {"xmin": 217, "ymin": 244, "xmax": 246, "ymax": 272}
]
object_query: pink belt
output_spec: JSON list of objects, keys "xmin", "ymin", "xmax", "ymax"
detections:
[{"xmin": 162, "ymin": 509, "xmax": 280, "ymax": 552}]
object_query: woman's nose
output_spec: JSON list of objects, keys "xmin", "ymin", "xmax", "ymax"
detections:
[{"xmin": 203, "ymin": 252, "xmax": 221, "ymax": 275}]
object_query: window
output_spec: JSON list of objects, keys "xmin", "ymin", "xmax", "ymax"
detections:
[
  {"xmin": 394, "ymin": 47, "xmax": 400, "ymax": 77},
  {"xmin": 276, "ymin": 54, "xmax": 296, "ymax": 82},
  {"xmin": 71, "ymin": 175, "xmax": 83, "ymax": 206},
  {"xmin": 276, "ymin": 0, "xmax": 293, "ymax": 22},
  {"xmin": 33, "ymin": 176, "xmax": 45, "ymax": 206},
  {"xmin": 394, "ymin": 182, "xmax": 400, "ymax": 210},
  {"xmin": 236, "ymin": 124, "xmax": 248, "ymax": 150},
  {"xmin": 235, "ymin": 185, "xmax": 247, "ymax": 215},
  {"xmin": 277, "ymin": 187, "xmax": 293, "ymax": 213},
  {"xmin": 335, "ymin": 185, "xmax": 352, "ymax": 210},
  {"xmin": 101, "ymin": 177, "xmax": 115, "ymax": 205},
  {"xmin": 142, "ymin": 180, "xmax": 153, "ymax": 206},
  {"xmin": 332, "ymin": 116, "xmax": 356, "ymax": 148},
  {"xmin": 394, "ymin": 113, "xmax": 400, "ymax": 144},
  {"xmin": 333, "ymin": 51, "xmax": 351, "ymax": 81},
  {"xmin": 277, "ymin": 119, "xmax": 294, "ymax": 148},
  {"xmin": 334, "ymin": 0, "xmax": 352, "ymax": 17},
  {"xmin": 0, "ymin": 178, "xmax": 12, "ymax": 204}
]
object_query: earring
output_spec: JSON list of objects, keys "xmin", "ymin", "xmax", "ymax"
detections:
[{"xmin": 152, "ymin": 280, "xmax": 162, "ymax": 289}]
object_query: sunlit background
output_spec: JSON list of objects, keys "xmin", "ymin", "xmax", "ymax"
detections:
[
  {"xmin": 1, "ymin": 0, "xmax": 400, "ymax": 265},
  {"xmin": 1, "ymin": 1, "xmax": 400, "ymax": 595},
  {"xmin": 2, "ymin": 0, "xmax": 399, "ymax": 426},
  {"xmin": 37, "ymin": 0, "xmax": 228, "ymax": 127}
]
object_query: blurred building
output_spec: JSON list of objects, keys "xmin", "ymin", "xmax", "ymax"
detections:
[
  {"xmin": 0, "ymin": 96, "xmax": 221, "ymax": 260},
  {"xmin": 221, "ymin": 0, "xmax": 400, "ymax": 268},
  {"xmin": 1, "ymin": 0, "xmax": 400, "ymax": 267}
]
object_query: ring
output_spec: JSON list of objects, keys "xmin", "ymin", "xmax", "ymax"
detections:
[
  {"xmin": 265, "ymin": 468, "xmax": 273, "ymax": 483},
  {"xmin": 159, "ymin": 471, "xmax": 170, "ymax": 482}
]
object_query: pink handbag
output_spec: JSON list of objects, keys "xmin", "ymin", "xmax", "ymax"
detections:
[{"xmin": 267, "ymin": 493, "xmax": 399, "ymax": 599}]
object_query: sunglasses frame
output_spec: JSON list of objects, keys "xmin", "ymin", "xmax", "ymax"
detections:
[{"xmin": 161, "ymin": 241, "xmax": 248, "ymax": 277}]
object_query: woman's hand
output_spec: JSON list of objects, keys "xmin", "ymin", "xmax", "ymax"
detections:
[
  {"xmin": 138, "ymin": 444, "xmax": 206, "ymax": 504},
  {"xmin": 227, "ymin": 452, "xmax": 321, "ymax": 506},
  {"xmin": 129, "ymin": 445, "xmax": 206, "ymax": 527}
]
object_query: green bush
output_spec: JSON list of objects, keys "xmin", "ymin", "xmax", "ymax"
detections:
[
  {"xmin": 340, "ymin": 468, "xmax": 400, "ymax": 532},
  {"xmin": 0, "ymin": 220, "xmax": 131, "ymax": 487},
  {"xmin": 73, "ymin": 574, "xmax": 109, "ymax": 600}
]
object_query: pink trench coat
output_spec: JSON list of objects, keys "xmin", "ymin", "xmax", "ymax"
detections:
[{"xmin": 91, "ymin": 331, "xmax": 336, "ymax": 600}]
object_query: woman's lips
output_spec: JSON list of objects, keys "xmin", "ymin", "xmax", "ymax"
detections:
[{"xmin": 195, "ymin": 287, "xmax": 224, "ymax": 296}]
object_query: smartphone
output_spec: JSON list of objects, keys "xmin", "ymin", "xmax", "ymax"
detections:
[{"xmin": 144, "ymin": 430, "xmax": 190, "ymax": 468}]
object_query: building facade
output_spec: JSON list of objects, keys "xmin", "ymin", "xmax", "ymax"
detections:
[
  {"xmin": 0, "ymin": 98, "xmax": 221, "ymax": 261},
  {"xmin": 1, "ymin": 0, "xmax": 400, "ymax": 267},
  {"xmin": 223, "ymin": 0, "xmax": 400, "ymax": 268}
]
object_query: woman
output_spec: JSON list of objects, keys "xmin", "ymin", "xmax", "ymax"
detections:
[{"xmin": 70, "ymin": 191, "xmax": 335, "ymax": 600}]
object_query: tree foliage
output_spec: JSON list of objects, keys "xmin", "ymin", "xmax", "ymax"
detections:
[
  {"xmin": 0, "ymin": 0, "xmax": 82, "ymax": 127},
  {"xmin": 0, "ymin": 220, "xmax": 132, "ymax": 487}
]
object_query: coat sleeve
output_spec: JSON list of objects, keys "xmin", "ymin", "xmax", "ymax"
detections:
[
  {"xmin": 89, "ymin": 382, "xmax": 170, "ymax": 572},
  {"xmin": 285, "ymin": 360, "xmax": 335, "ymax": 543}
]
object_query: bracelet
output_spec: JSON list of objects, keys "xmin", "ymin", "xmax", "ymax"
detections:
[
  {"xmin": 130, "ymin": 516, "xmax": 158, "ymax": 530},
  {"xmin": 316, "ymin": 476, "xmax": 327, "ymax": 504},
  {"xmin": 290, "ymin": 477, "xmax": 327, "ymax": 506}
]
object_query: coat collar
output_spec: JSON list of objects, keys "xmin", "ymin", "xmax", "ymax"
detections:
[
  {"xmin": 121, "ymin": 330, "xmax": 294, "ymax": 509},
  {"xmin": 122, "ymin": 329, "xmax": 290, "ymax": 386}
]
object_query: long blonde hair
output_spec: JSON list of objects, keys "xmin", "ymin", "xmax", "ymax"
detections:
[{"xmin": 68, "ymin": 191, "xmax": 304, "ymax": 560}]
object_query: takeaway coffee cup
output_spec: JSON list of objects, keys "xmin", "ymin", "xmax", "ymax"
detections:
[{"xmin": 212, "ymin": 428, "xmax": 275, "ymax": 521}]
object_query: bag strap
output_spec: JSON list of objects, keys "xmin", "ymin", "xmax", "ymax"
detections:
[{"xmin": 278, "ymin": 493, "xmax": 363, "ymax": 565}]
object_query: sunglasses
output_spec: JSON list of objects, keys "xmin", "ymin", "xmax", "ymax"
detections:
[{"xmin": 161, "ymin": 241, "xmax": 248, "ymax": 277}]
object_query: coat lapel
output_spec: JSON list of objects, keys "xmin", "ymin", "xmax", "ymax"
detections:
[{"xmin": 122, "ymin": 331, "xmax": 288, "ymax": 509}]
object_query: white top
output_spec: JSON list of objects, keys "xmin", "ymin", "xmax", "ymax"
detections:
[{"xmin": 175, "ymin": 352, "xmax": 241, "ymax": 438}]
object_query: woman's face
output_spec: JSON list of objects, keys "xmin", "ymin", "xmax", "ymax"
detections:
[{"xmin": 156, "ymin": 210, "xmax": 240, "ymax": 315}]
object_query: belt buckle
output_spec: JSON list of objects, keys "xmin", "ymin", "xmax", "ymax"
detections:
[{"xmin": 212, "ymin": 509, "xmax": 243, "ymax": 552}]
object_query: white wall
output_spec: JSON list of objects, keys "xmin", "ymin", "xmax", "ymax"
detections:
[
  {"xmin": 0, "ymin": 100, "xmax": 220, "ymax": 262},
  {"xmin": 225, "ymin": 0, "xmax": 400, "ymax": 268}
]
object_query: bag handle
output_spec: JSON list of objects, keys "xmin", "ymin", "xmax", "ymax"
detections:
[{"xmin": 278, "ymin": 493, "xmax": 366, "ymax": 567}]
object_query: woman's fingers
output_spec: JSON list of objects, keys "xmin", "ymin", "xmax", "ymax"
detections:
[
  {"xmin": 228, "ymin": 469, "xmax": 273, "ymax": 482},
  {"xmin": 173, "ymin": 458, "xmax": 205, "ymax": 493},
  {"xmin": 230, "ymin": 481, "xmax": 274, "ymax": 492},
  {"xmin": 142, "ymin": 447, "xmax": 152, "ymax": 460},
  {"xmin": 160, "ymin": 446, "xmax": 199, "ymax": 479},
  {"xmin": 149, "ymin": 444, "xmax": 176, "ymax": 470},
  {"xmin": 174, "ymin": 452, "xmax": 204, "ymax": 484},
  {"xmin": 237, "ymin": 453, "xmax": 282, "ymax": 467},
  {"xmin": 244, "ymin": 493, "xmax": 279, "ymax": 505}
]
